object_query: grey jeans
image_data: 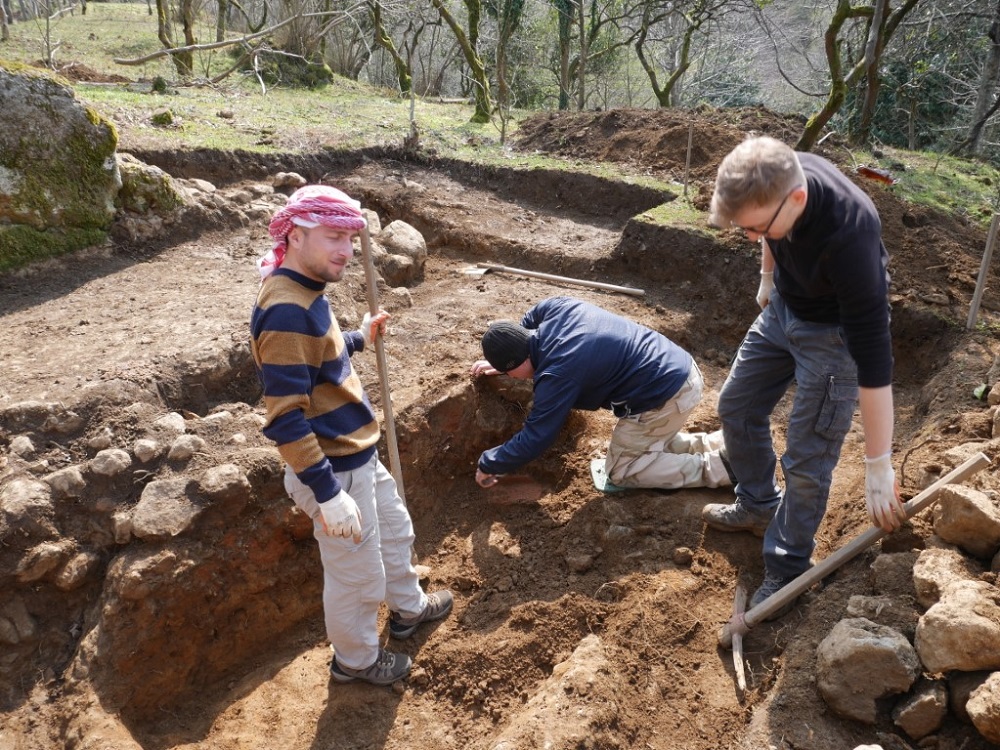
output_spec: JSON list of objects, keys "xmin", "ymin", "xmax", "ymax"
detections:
[{"xmin": 718, "ymin": 292, "xmax": 859, "ymax": 579}]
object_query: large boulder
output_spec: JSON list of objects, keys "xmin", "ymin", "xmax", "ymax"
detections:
[
  {"xmin": 915, "ymin": 580, "xmax": 1000, "ymax": 673},
  {"xmin": 816, "ymin": 618, "xmax": 921, "ymax": 723},
  {"xmin": 0, "ymin": 61, "xmax": 119, "ymax": 271}
]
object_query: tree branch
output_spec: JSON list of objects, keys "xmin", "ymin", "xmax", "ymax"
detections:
[{"xmin": 112, "ymin": 11, "xmax": 338, "ymax": 65}]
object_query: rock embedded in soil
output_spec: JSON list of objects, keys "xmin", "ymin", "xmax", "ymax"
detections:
[
  {"xmin": 932, "ymin": 484, "xmax": 1000, "ymax": 559},
  {"xmin": 912, "ymin": 547, "xmax": 985, "ymax": 608},
  {"xmin": 816, "ymin": 618, "xmax": 921, "ymax": 723},
  {"xmin": 892, "ymin": 678, "xmax": 948, "ymax": 740},
  {"xmin": 967, "ymin": 672, "xmax": 1000, "ymax": 744},
  {"xmin": 915, "ymin": 579, "xmax": 1000, "ymax": 673}
]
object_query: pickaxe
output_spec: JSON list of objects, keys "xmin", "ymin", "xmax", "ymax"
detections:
[{"xmin": 720, "ymin": 451, "xmax": 991, "ymax": 672}]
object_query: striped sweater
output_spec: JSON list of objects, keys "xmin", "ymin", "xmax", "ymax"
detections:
[{"xmin": 250, "ymin": 268, "xmax": 378, "ymax": 501}]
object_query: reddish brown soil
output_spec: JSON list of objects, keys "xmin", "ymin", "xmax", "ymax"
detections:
[{"xmin": 1, "ymin": 106, "xmax": 998, "ymax": 750}]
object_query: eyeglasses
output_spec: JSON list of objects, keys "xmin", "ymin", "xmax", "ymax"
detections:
[{"xmin": 732, "ymin": 187, "xmax": 799, "ymax": 237}]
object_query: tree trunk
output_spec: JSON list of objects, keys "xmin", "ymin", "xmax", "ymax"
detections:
[
  {"xmin": 967, "ymin": 0, "xmax": 1000, "ymax": 154},
  {"xmin": 371, "ymin": 0, "xmax": 411, "ymax": 93},
  {"xmin": 798, "ymin": 0, "xmax": 919, "ymax": 152},
  {"xmin": 431, "ymin": 0, "xmax": 491, "ymax": 122},
  {"xmin": 575, "ymin": 0, "xmax": 587, "ymax": 109},
  {"xmin": 176, "ymin": 0, "xmax": 196, "ymax": 77},
  {"xmin": 215, "ymin": 0, "xmax": 226, "ymax": 42},
  {"xmin": 634, "ymin": 8, "xmax": 669, "ymax": 107},
  {"xmin": 908, "ymin": 97, "xmax": 916, "ymax": 150},
  {"xmin": 634, "ymin": 3, "xmax": 705, "ymax": 109},
  {"xmin": 797, "ymin": 0, "xmax": 852, "ymax": 152},
  {"xmin": 852, "ymin": 0, "xmax": 888, "ymax": 146},
  {"xmin": 554, "ymin": 0, "xmax": 573, "ymax": 110}
]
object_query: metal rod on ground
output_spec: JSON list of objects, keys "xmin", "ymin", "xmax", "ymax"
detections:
[
  {"xmin": 472, "ymin": 262, "xmax": 645, "ymax": 297},
  {"xmin": 718, "ymin": 451, "xmax": 991, "ymax": 650},
  {"xmin": 359, "ymin": 223, "xmax": 405, "ymax": 499},
  {"xmin": 966, "ymin": 213, "xmax": 1000, "ymax": 330}
]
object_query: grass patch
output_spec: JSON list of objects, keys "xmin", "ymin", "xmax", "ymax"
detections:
[
  {"xmin": 841, "ymin": 145, "xmax": 1000, "ymax": 229},
  {"xmin": 4, "ymin": 1, "xmax": 1000, "ymax": 230}
]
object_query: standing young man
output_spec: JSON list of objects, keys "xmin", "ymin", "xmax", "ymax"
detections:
[
  {"xmin": 251, "ymin": 185, "xmax": 452, "ymax": 685},
  {"xmin": 471, "ymin": 296, "xmax": 732, "ymax": 491},
  {"xmin": 703, "ymin": 136, "xmax": 906, "ymax": 616}
]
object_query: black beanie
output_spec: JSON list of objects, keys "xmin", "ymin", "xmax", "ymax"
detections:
[{"xmin": 482, "ymin": 321, "xmax": 531, "ymax": 373}]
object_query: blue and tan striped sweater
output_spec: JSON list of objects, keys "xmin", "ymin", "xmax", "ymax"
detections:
[{"xmin": 250, "ymin": 268, "xmax": 378, "ymax": 501}]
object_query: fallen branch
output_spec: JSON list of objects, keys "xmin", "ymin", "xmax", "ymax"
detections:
[{"xmin": 112, "ymin": 10, "xmax": 349, "ymax": 65}]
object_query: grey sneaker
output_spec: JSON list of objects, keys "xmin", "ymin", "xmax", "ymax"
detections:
[
  {"xmin": 749, "ymin": 573, "xmax": 799, "ymax": 621},
  {"xmin": 389, "ymin": 590, "xmax": 454, "ymax": 639},
  {"xmin": 702, "ymin": 500, "xmax": 775, "ymax": 537},
  {"xmin": 330, "ymin": 648, "xmax": 411, "ymax": 685}
]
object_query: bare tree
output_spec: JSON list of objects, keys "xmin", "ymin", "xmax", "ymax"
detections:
[
  {"xmin": 797, "ymin": 0, "xmax": 919, "ymax": 152},
  {"xmin": 632, "ymin": 0, "xmax": 743, "ymax": 107},
  {"xmin": 964, "ymin": 0, "xmax": 1000, "ymax": 154},
  {"xmin": 430, "ymin": 0, "xmax": 491, "ymax": 122},
  {"xmin": 485, "ymin": 0, "xmax": 525, "ymax": 135},
  {"xmin": 370, "ymin": 0, "xmax": 411, "ymax": 91}
]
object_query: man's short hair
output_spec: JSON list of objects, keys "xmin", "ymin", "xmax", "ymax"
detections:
[{"xmin": 710, "ymin": 136, "xmax": 805, "ymax": 228}]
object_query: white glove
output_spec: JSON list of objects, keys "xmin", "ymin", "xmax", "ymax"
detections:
[
  {"xmin": 864, "ymin": 453, "xmax": 905, "ymax": 531},
  {"xmin": 360, "ymin": 312, "xmax": 375, "ymax": 348},
  {"xmin": 318, "ymin": 489, "xmax": 362, "ymax": 540},
  {"xmin": 359, "ymin": 311, "xmax": 388, "ymax": 348},
  {"xmin": 756, "ymin": 271, "xmax": 774, "ymax": 309}
]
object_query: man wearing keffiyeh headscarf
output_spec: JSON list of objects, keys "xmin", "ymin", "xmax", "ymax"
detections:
[{"xmin": 250, "ymin": 185, "xmax": 453, "ymax": 686}]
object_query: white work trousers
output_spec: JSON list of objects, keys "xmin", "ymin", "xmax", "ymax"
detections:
[
  {"xmin": 284, "ymin": 455, "xmax": 426, "ymax": 670},
  {"xmin": 605, "ymin": 363, "xmax": 731, "ymax": 489}
]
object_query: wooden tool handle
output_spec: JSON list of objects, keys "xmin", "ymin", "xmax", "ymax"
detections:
[
  {"xmin": 475, "ymin": 263, "xmax": 645, "ymax": 297},
  {"xmin": 719, "ymin": 451, "xmax": 991, "ymax": 649},
  {"xmin": 359, "ymin": 223, "xmax": 406, "ymax": 501}
]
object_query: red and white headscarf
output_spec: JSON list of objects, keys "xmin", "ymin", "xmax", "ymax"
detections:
[{"xmin": 258, "ymin": 185, "xmax": 367, "ymax": 280}]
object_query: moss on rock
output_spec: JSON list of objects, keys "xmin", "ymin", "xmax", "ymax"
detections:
[
  {"xmin": 0, "ymin": 60, "xmax": 120, "ymax": 270},
  {"xmin": 0, "ymin": 225, "xmax": 107, "ymax": 272},
  {"xmin": 116, "ymin": 153, "xmax": 186, "ymax": 214}
]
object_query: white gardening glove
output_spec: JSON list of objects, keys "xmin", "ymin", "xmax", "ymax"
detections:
[
  {"xmin": 359, "ymin": 310, "xmax": 388, "ymax": 348},
  {"xmin": 318, "ymin": 489, "xmax": 362, "ymax": 541},
  {"xmin": 864, "ymin": 453, "xmax": 905, "ymax": 532},
  {"xmin": 360, "ymin": 312, "xmax": 375, "ymax": 348},
  {"xmin": 756, "ymin": 271, "xmax": 774, "ymax": 309}
]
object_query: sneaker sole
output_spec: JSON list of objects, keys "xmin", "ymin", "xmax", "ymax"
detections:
[{"xmin": 330, "ymin": 663, "xmax": 409, "ymax": 685}]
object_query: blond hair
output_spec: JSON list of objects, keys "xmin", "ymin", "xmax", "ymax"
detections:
[{"xmin": 710, "ymin": 136, "xmax": 805, "ymax": 227}]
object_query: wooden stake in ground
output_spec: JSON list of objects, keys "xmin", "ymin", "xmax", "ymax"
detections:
[
  {"xmin": 967, "ymin": 212, "xmax": 1000, "ymax": 330},
  {"xmin": 719, "ymin": 451, "xmax": 991, "ymax": 651}
]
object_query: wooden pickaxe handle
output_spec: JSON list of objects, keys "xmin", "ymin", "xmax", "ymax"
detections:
[{"xmin": 718, "ymin": 451, "xmax": 991, "ymax": 649}]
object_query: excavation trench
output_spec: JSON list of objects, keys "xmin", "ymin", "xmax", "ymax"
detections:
[{"xmin": 1, "ymin": 152, "xmax": 997, "ymax": 750}]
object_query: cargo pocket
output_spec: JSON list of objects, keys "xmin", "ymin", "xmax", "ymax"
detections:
[{"xmin": 815, "ymin": 375, "xmax": 858, "ymax": 440}]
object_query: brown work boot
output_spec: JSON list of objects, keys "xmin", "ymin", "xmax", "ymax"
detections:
[{"xmin": 702, "ymin": 500, "xmax": 776, "ymax": 537}]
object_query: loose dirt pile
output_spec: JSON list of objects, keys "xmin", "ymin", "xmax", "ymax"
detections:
[{"xmin": 1, "ymin": 106, "xmax": 999, "ymax": 750}]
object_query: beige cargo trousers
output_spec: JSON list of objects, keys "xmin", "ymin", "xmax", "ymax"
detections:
[{"xmin": 605, "ymin": 362, "xmax": 732, "ymax": 489}]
